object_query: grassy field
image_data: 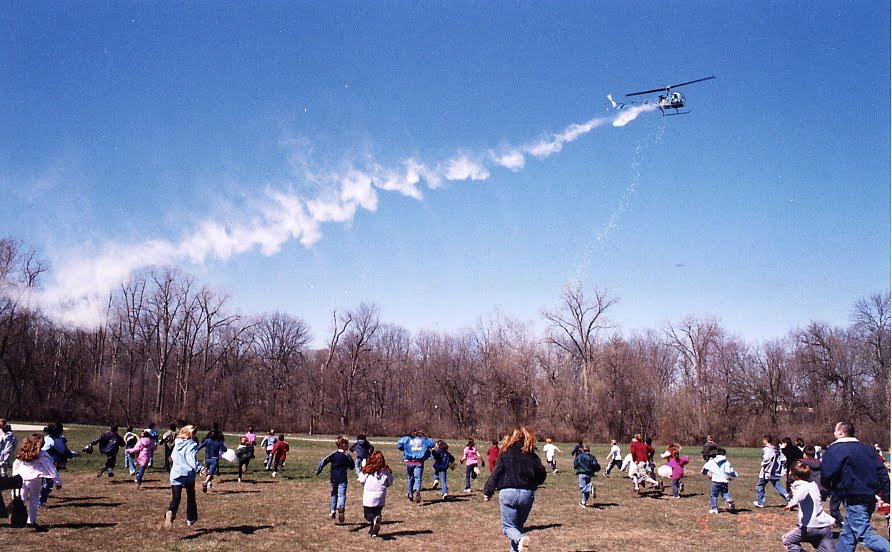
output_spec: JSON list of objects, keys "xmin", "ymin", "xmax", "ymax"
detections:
[{"xmin": 0, "ymin": 424, "xmax": 887, "ymax": 551}]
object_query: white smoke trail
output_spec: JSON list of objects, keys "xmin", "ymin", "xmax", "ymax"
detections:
[
  {"xmin": 570, "ymin": 119, "xmax": 667, "ymax": 282},
  {"xmin": 14, "ymin": 104, "xmax": 658, "ymax": 328}
]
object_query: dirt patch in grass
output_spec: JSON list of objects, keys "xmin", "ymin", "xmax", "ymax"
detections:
[{"xmin": 0, "ymin": 429, "xmax": 886, "ymax": 551}]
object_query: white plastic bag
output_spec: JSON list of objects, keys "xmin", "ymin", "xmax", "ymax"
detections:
[{"xmin": 222, "ymin": 448, "xmax": 238, "ymax": 463}]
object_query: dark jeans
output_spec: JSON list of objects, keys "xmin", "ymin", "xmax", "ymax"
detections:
[
  {"xmin": 163, "ymin": 445, "xmax": 174, "ymax": 471},
  {"xmin": 103, "ymin": 453, "xmax": 117, "ymax": 471},
  {"xmin": 238, "ymin": 460, "xmax": 250, "ymax": 478},
  {"xmin": 39, "ymin": 477, "xmax": 54, "ymax": 504},
  {"xmin": 135, "ymin": 463, "xmax": 149, "ymax": 484},
  {"xmin": 169, "ymin": 481, "xmax": 198, "ymax": 523},
  {"xmin": 604, "ymin": 459, "xmax": 622, "ymax": 475},
  {"xmin": 364, "ymin": 505, "xmax": 383, "ymax": 535}
]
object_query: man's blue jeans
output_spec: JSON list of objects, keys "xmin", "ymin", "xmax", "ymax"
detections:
[
  {"xmin": 329, "ymin": 481, "xmax": 347, "ymax": 512},
  {"xmin": 755, "ymin": 477, "xmax": 788, "ymax": 506},
  {"xmin": 499, "ymin": 488, "xmax": 535, "ymax": 552},
  {"xmin": 406, "ymin": 463, "xmax": 423, "ymax": 496},
  {"xmin": 837, "ymin": 499, "xmax": 889, "ymax": 552}
]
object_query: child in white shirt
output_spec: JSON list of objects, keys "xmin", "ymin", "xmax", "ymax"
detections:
[{"xmin": 782, "ymin": 461, "xmax": 835, "ymax": 552}]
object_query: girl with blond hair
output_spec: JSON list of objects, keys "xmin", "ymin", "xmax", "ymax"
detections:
[
  {"xmin": 165, "ymin": 425, "xmax": 207, "ymax": 527},
  {"xmin": 482, "ymin": 427, "xmax": 547, "ymax": 552}
]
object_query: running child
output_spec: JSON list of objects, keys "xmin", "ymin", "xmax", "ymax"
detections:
[
  {"xmin": 350, "ymin": 434, "xmax": 375, "ymax": 478},
  {"xmin": 123, "ymin": 426, "xmax": 139, "ymax": 476},
  {"xmin": 90, "ymin": 425, "xmax": 126, "ymax": 478},
  {"xmin": 573, "ymin": 445, "xmax": 600, "ymax": 507},
  {"xmin": 260, "ymin": 431, "xmax": 278, "ymax": 471},
  {"xmin": 270, "ymin": 435, "xmax": 289, "ymax": 477},
  {"xmin": 358, "ymin": 451, "xmax": 394, "ymax": 538},
  {"xmin": 396, "ymin": 430, "xmax": 436, "ymax": 503},
  {"xmin": 666, "ymin": 445, "xmax": 690, "ymax": 498},
  {"xmin": 701, "ymin": 447, "xmax": 738, "ymax": 513},
  {"xmin": 236, "ymin": 436, "xmax": 254, "ymax": 482},
  {"xmin": 13, "ymin": 433, "xmax": 62, "ymax": 528},
  {"xmin": 126, "ymin": 430, "xmax": 158, "ymax": 489},
  {"xmin": 603, "ymin": 439, "xmax": 622, "ymax": 477},
  {"xmin": 315, "ymin": 436, "xmax": 355, "ymax": 523},
  {"xmin": 431, "ymin": 440, "xmax": 455, "ymax": 499},
  {"xmin": 542, "ymin": 438, "xmax": 562, "ymax": 474},
  {"xmin": 781, "ymin": 461, "xmax": 836, "ymax": 552},
  {"xmin": 460, "ymin": 439, "xmax": 482, "ymax": 492},
  {"xmin": 198, "ymin": 427, "xmax": 226, "ymax": 492}
]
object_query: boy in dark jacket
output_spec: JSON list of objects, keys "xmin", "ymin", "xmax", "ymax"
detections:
[
  {"xmin": 91, "ymin": 426, "xmax": 126, "ymax": 478},
  {"xmin": 431, "ymin": 441, "xmax": 455, "ymax": 499},
  {"xmin": 349, "ymin": 434, "xmax": 375, "ymax": 478},
  {"xmin": 573, "ymin": 445, "xmax": 601, "ymax": 506},
  {"xmin": 316, "ymin": 436, "xmax": 356, "ymax": 523}
]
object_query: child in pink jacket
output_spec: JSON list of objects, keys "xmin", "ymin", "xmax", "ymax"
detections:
[
  {"xmin": 666, "ymin": 445, "xmax": 690, "ymax": 498},
  {"xmin": 126, "ymin": 430, "xmax": 158, "ymax": 489}
]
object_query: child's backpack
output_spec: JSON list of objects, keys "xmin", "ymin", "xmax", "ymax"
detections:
[{"xmin": 9, "ymin": 487, "xmax": 27, "ymax": 527}]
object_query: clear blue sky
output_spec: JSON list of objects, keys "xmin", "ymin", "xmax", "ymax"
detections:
[{"xmin": 2, "ymin": 2, "xmax": 889, "ymax": 345}]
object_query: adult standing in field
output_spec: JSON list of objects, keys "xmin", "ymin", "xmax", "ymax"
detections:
[
  {"xmin": 821, "ymin": 421, "xmax": 890, "ymax": 552},
  {"xmin": 629, "ymin": 434, "xmax": 659, "ymax": 493},
  {"xmin": 165, "ymin": 424, "xmax": 207, "ymax": 527},
  {"xmin": 701, "ymin": 435, "xmax": 720, "ymax": 461},
  {"xmin": 483, "ymin": 426, "xmax": 547, "ymax": 552},
  {"xmin": 0, "ymin": 420, "xmax": 17, "ymax": 478},
  {"xmin": 603, "ymin": 439, "xmax": 622, "ymax": 477},
  {"xmin": 396, "ymin": 430, "xmax": 436, "ymax": 503},
  {"xmin": 753, "ymin": 434, "xmax": 789, "ymax": 508},
  {"xmin": 350, "ymin": 434, "xmax": 375, "ymax": 478},
  {"xmin": 160, "ymin": 423, "xmax": 177, "ymax": 471}
]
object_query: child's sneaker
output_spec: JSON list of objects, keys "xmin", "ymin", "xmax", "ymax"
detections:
[
  {"xmin": 337, "ymin": 509, "xmax": 345, "ymax": 524},
  {"xmin": 728, "ymin": 501, "xmax": 736, "ymax": 512},
  {"xmin": 271, "ymin": 471, "xmax": 277, "ymax": 478},
  {"xmin": 442, "ymin": 493, "xmax": 448, "ymax": 499},
  {"xmin": 578, "ymin": 501, "xmax": 587, "ymax": 507},
  {"xmin": 518, "ymin": 535, "xmax": 531, "ymax": 551},
  {"xmin": 464, "ymin": 488, "xmax": 472, "ymax": 493},
  {"xmin": 432, "ymin": 480, "xmax": 439, "ymax": 489},
  {"xmin": 164, "ymin": 510, "xmax": 174, "ymax": 527},
  {"xmin": 752, "ymin": 501, "xmax": 763, "ymax": 508},
  {"xmin": 371, "ymin": 515, "xmax": 381, "ymax": 536},
  {"xmin": 329, "ymin": 510, "xmax": 336, "ymax": 520},
  {"xmin": 413, "ymin": 490, "xmax": 421, "ymax": 503},
  {"xmin": 187, "ymin": 520, "xmax": 196, "ymax": 527},
  {"xmin": 708, "ymin": 509, "xmax": 718, "ymax": 514}
]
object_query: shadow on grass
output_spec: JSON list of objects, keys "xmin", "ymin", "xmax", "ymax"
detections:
[
  {"xmin": 526, "ymin": 523, "xmax": 562, "ymax": 531},
  {"xmin": 47, "ymin": 501, "xmax": 123, "ymax": 509},
  {"xmin": 349, "ymin": 520, "xmax": 403, "ymax": 533},
  {"xmin": 181, "ymin": 524, "xmax": 273, "ymax": 540},
  {"xmin": 420, "ymin": 495, "xmax": 471, "ymax": 506},
  {"xmin": 587, "ymin": 502, "xmax": 620, "ymax": 510},
  {"xmin": 53, "ymin": 496, "xmax": 109, "ymax": 502},
  {"xmin": 378, "ymin": 529, "xmax": 433, "ymax": 541},
  {"xmin": 45, "ymin": 521, "xmax": 119, "ymax": 530},
  {"xmin": 215, "ymin": 489, "xmax": 262, "ymax": 495}
]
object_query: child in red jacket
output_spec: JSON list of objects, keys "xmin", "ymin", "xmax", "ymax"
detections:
[{"xmin": 271, "ymin": 435, "xmax": 289, "ymax": 478}]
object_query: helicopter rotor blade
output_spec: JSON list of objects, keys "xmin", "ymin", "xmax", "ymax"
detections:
[
  {"xmin": 667, "ymin": 76, "xmax": 716, "ymax": 89},
  {"xmin": 624, "ymin": 76, "xmax": 715, "ymax": 97},
  {"xmin": 624, "ymin": 86, "xmax": 669, "ymax": 97}
]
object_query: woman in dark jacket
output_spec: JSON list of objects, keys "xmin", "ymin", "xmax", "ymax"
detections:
[{"xmin": 483, "ymin": 427, "xmax": 547, "ymax": 552}]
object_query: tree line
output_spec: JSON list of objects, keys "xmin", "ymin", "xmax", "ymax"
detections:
[{"xmin": 1, "ymin": 237, "xmax": 888, "ymax": 446}]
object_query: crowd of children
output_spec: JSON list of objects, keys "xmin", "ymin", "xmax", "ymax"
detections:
[{"xmin": 0, "ymin": 419, "xmax": 888, "ymax": 551}]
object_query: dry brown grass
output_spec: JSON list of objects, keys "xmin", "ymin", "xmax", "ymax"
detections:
[{"xmin": 0, "ymin": 428, "xmax": 887, "ymax": 551}]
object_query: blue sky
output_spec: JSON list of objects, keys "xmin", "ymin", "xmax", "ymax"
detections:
[{"xmin": 2, "ymin": 2, "xmax": 889, "ymax": 345}]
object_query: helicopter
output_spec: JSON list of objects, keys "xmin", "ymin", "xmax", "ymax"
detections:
[{"xmin": 623, "ymin": 76, "xmax": 716, "ymax": 115}]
